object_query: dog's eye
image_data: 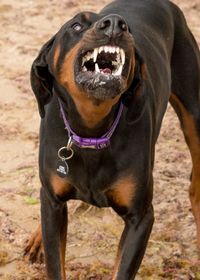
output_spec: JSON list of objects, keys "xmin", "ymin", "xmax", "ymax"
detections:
[{"xmin": 72, "ymin": 23, "xmax": 83, "ymax": 32}]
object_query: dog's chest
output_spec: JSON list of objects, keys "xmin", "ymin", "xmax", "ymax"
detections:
[
  {"xmin": 69, "ymin": 153, "xmax": 117, "ymax": 206},
  {"xmin": 64, "ymin": 151, "xmax": 136, "ymax": 209}
]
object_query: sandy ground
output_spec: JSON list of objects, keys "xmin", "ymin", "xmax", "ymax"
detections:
[{"xmin": 0, "ymin": 0, "xmax": 200, "ymax": 279}]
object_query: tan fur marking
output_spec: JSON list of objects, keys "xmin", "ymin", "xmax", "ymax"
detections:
[
  {"xmin": 59, "ymin": 41, "xmax": 81, "ymax": 87},
  {"xmin": 51, "ymin": 174, "xmax": 72, "ymax": 197},
  {"xmin": 141, "ymin": 63, "xmax": 147, "ymax": 80},
  {"xmin": 53, "ymin": 44, "xmax": 61, "ymax": 71},
  {"xmin": 24, "ymin": 224, "xmax": 43, "ymax": 263},
  {"xmin": 108, "ymin": 175, "xmax": 136, "ymax": 208},
  {"xmin": 111, "ymin": 170, "xmax": 135, "ymax": 280},
  {"xmin": 74, "ymin": 95, "xmax": 122, "ymax": 128},
  {"xmin": 170, "ymin": 94, "xmax": 200, "ymax": 248}
]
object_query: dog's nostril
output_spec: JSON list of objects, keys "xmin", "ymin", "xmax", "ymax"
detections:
[
  {"xmin": 119, "ymin": 20, "xmax": 127, "ymax": 32},
  {"xmin": 100, "ymin": 19, "xmax": 112, "ymax": 30}
]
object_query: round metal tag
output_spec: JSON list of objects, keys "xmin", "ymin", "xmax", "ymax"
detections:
[{"xmin": 56, "ymin": 160, "xmax": 69, "ymax": 178}]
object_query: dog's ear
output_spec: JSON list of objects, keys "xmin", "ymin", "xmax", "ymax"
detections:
[
  {"xmin": 31, "ymin": 36, "xmax": 55, "ymax": 118},
  {"xmin": 122, "ymin": 49, "xmax": 147, "ymax": 124}
]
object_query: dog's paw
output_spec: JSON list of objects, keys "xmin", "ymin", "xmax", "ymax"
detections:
[{"xmin": 24, "ymin": 225, "xmax": 44, "ymax": 263}]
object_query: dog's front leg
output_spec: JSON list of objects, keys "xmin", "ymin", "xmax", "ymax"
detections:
[
  {"xmin": 112, "ymin": 205, "xmax": 154, "ymax": 280},
  {"xmin": 40, "ymin": 186, "xmax": 67, "ymax": 280}
]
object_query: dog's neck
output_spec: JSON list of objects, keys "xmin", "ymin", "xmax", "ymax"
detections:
[{"xmin": 53, "ymin": 88, "xmax": 122, "ymax": 138}]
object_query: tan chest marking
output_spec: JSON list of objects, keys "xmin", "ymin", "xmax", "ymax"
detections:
[
  {"xmin": 107, "ymin": 175, "xmax": 136, "ymax": 208},
  {"xmin": 50, "ymin": 173, "xmax": 73, "ymax": 197}
]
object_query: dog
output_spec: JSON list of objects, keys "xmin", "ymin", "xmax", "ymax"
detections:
[{"xmin": 24, "ymin": 0, "xmax": 200, "ymax": 279}]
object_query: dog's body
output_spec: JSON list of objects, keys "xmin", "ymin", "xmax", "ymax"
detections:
[{"xmin": 25, "ymin": 0, "xmax": 200, "ymax": 279}]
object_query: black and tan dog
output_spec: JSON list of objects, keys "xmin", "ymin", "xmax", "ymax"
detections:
[{"xmin": 24, "ymin": 0, "xmax": 200, "ymax": 279}]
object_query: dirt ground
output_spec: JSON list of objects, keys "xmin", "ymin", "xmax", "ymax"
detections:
[{"xmin": 0, "ymin": 0, "xmax": 200, "ymax": 279}]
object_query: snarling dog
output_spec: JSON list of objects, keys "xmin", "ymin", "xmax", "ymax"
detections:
[{"xmin": 24, "ymin": 0, "xmax": 200, "ymax": 279}]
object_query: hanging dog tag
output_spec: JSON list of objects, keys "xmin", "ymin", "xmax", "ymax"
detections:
[
  {"xmin": 57, "ymin": 144, "xmax": 74, "ymax": 178},
  {"xmin": 56, "ymin": 159, "xmax": 69, "ymax": 178}
]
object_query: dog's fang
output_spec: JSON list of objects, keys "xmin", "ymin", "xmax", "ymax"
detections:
[
  {"xmin": 117, "ymin": 53, "xmax": 121, "ymax": 64},
  {"xmin": 98, "ymin": 46, "xmax": 103, "ymax": 53},
  {"xmin": 82, "ymin": 57, "xmax": 86, "ymax": 66},
  {"xmin": 95, "ymin": 63, "xmax": 100, "ymax": 73},
  {"xmin": 120, "ymin": 49, "xmax": 125, "ymax": 65},
  {"xmin": 93, "ymin": 48, "xmax": 98, "ymax": 63},
  {"xmin": 113, "ymin": 64, "xmax": 123, "ymax": 76}
]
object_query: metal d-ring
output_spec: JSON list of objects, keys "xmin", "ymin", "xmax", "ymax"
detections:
[
  {"xmin": 66, "ymin": 137, "xmax": 73, "ymax": 150},
  {"xmin": 58, "ymin": 146, "xmax": 74, "ymax": 161}
]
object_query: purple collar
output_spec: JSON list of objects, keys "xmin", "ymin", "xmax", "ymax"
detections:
[{"xmin": 58, "ymin": 99, "xmax": 124, "ymax": 149}]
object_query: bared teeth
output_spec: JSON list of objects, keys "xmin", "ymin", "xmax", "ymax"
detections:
[
  {"xmin": 99, "ymin": 46, "xmax": 103, "ymax": 53},
  {"xmin": 95, "ymin": 63, "xmax": 100, "ymax": 73},
  {"xmin": 120, "ymin": 49, "xmax": 125, "ymax": 65},
  {"xmin": 104, "ymin": 46, "xmax": 109, "ymax": 53},
  {"xmin": 93, "ymin": 48, "xmax": 98, "ymax": 63},
  {"xmin": 82, "ymin": 45, "xmax": 126, "ymax": 76},
  {"xmin": 113, "ymin": 64, "xmax": 123, "ymax": 76}
]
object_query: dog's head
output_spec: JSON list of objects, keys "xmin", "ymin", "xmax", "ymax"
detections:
[{"xmin": 31, "ymin": 11, "xmax": 146, "ymax": 120}]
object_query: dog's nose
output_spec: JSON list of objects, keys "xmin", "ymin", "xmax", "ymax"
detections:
[{"xmin": 97, "ymin": 14, "xmax": 128, "ymax": 38}]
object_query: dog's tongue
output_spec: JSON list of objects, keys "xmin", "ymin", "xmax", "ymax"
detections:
[{"xmin": 100, "ymin": 68, "xmax": 112, "ymax": 74}]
